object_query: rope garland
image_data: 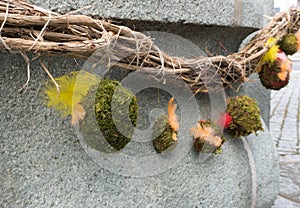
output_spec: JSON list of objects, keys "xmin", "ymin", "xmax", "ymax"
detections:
[{"xmin": 0, "ymin": 0, "xmax": 299, "ymax": 93}]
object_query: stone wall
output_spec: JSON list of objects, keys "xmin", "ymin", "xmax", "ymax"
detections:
[
  {"xmin": 28, "ymin": 0, "xmax": 273, "ymax": 27},
  {"xmin": 1, "ymin": 1, "xmax": 279, "ymax": 207}
]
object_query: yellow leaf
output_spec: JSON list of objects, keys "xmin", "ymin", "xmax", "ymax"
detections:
[
  {"xmin": 44, "ymin": 71, "xmax": 99, "ymax": 124},
  {"xmin": 261, "ymin": 38, "xmax": 279, "ymax": 64}
]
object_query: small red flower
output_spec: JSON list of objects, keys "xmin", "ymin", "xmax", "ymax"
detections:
[{"xmin": 218, "ymin": 113, "xmax": 232, "ymax": 128}]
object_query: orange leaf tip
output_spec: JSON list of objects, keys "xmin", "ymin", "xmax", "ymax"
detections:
[
  {"xmin": 190, "ymin": 121, "xmax": 222, "ymax": 147},
  {"xmin": 277, "ymin": 56, "xmax": 292, "ymax": 81},
  {"xmin": 167, "ymin": 97, "xmax": 179, "ymax": 132}
]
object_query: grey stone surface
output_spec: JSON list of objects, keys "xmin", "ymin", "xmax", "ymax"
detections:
[
  {"xmin": 1, "ymin": 53, "xmax": 278, "ymax": 208},
  {"xmin": 273, "ymin": 155, "xmax": 300, "ymax": 207},
  {"xmin": 27, "ymin": 0, "xmax": 273, "ymax": 28},
  {"xmin": 1, "ymin": 0, "xmax": 279, "ymax": 207}
]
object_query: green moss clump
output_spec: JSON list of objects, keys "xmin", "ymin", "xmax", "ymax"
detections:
[
  {"xmin": 192, "ymin": 120, "xmax": 225, "ymax": 154},
  {"xmin": 280, "ymin": 33, "xmax": 298, "ymax": 55},
  {"xmin": 259, "ymin": 62, "xmax": 290, "ymax": 90},
  {"xmin": 94, "ymin": 79, "xmax": 138, "ymax": 151},
  {"xmin": 152, "ymin": 115, "xmax": 177, "ymax": 153},
  {"xmin": 227, "ymin": 96, "xmax": 263, "ymax": 138}
]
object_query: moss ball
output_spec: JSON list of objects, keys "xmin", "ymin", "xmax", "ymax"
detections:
[
  {"xmin": 259, "ymin": 62, "xmax": 290, "ymax": 90},
  {"xmin": 280, "ymin": 33, "xmax": 298, "ymax": 55},
  {"xmin": 227, "ymin": 96, "xmax": 263, "ymax": 138},
  {"xmin": 95, "ymin": 79, "xmax": 138, "ymax": 151},
  {"xmin": 153, "ymin": 115, "xmax": 177, "ymax": 153},
  {"xmin": 193, "ymin": 120, "xmax": 225, "ymax": 154}
]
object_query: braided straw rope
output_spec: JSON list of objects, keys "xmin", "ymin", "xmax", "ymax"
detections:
[{"xmin": 0, "ymin": 0, "xmax": 299, "ymax": 93}]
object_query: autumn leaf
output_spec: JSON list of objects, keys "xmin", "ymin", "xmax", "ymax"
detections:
[
  {"xmin": 44, "ymin": 71, "xmax": 99, "ymax": 125},
  {"xmin": 167, "ymin": 97, "xmax": 179, "ymax": 132},
  {"xmin": 261, "ymin": 38, "xmax": 280, "ymax": 64}
]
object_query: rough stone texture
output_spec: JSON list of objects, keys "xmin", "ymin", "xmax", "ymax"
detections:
[
  {"xmin": 0, "ymin": 53, "xmax": 278, "ymax": 208},
  {"xmin": 27, "ymin": 0, "xmax": 273, "ymax": 28},
  {"xmin": 274, "ymin": 156, "xmax": 300, "ymax": 207},
  {"xmin": 1, "ymin": 0, "xmax": 278, "ymax": 207}
]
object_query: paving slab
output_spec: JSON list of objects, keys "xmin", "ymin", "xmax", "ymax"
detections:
[{"xmin": 271, "ymin": 70, "xmax": 300, "ymax": 208}]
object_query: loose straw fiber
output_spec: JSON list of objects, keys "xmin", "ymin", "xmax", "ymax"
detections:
[{"xmin": 0, "ymin": 0, "xmax": 299, "ymax": 93}]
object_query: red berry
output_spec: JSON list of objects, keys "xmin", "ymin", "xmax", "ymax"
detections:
[{"xmin": 218, "ymin": 113, "xmax": 232, "ymax": 128}]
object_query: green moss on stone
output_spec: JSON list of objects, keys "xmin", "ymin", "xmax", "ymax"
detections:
[
  {"xmin": 94, "ymin": 79, "xmax": 138, "ymax": 151},
  {"xmin": 152, "ymin": 115, "xmax": 177, "ymax": 153},
  {"xmin": 280, "ymin": 33, "xmax": 298, "ymax": 55},
  {"xmin": 227, "ymin": 96, "xmax": 263, "ymax": 138}
]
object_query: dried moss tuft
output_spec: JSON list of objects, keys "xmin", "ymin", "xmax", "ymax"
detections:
[
  {"xmin": 152, "ymin": 115, "xmax": 177, "ymax": 153},
  {"xmin": 94, "ymin": 79, "xmax": 138, "ymax": 151},
  {"xmin": 227, "ymin": 96, "xmax": 263, "ymax": 138},
  {"xmin": 280, "ymin": 33, "xmax": 298, "ymax": 55}
]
